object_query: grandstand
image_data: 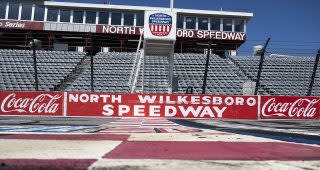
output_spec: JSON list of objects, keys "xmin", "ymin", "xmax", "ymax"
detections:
[
  {"xmin": 0, "ymin": 1, "xmax": 319, "ymax": 96},
  {"xmin": 232, "ymin": 55, "xmax": 320, "ymax": 96},
  {"xmin": 67, "ymin": 52, "xmax": 248, "ymax": 94},
  {"xmin": 0, "ymin": 49, "xmax": 86, "ymax": 91},
  {"xmin": 1, "ymin": 49, "xmax": 319, "ymax": 96}
]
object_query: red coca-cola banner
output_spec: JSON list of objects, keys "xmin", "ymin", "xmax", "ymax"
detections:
[
  {"xmin": 66, "ymin": 92, "xmax": 258, "ymax": 119},
  {"xmin": 0, "ymin": 91, "xmax": 63, "ymax": 116},
  {"xmin": 0, "ymin": 91, "xmax": 319, "ymax": 120},
  {"xmin": 260, "ymin": 96, "xmax": 320, "ymax": 120}
]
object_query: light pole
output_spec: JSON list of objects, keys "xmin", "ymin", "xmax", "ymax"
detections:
[
  {"xmin": 170, "ymin": 0, "xmax": 174, "ymax": 12},
  {"xmin": 201, "ymin": 41, "xmax": 212, "ymax": 94},
  {"xmin": 29, "ymin": 32, "xmax": 39, "ymax": 91}
]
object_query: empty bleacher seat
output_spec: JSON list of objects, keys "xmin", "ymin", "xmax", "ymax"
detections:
[{"xmin": 0, "ymin": 49, "xmax": 85, "ymax": 91}]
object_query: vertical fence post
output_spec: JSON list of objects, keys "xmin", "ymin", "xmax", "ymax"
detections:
[
  {"xmin": 90, "ymin": 33, "xmax": 94, "ymax": 92},
  {"xmin": 201, "ymin": 41, "xmax": 212, "ymax": 94},
  {"xmin": 24, "ymin": 33, "xmax": 28, "ymax": 50},
  {"xmin": 29, "ymin": 32, "xmax": 39, "ymax": 91},
  {"xmin": 307, "ymin": 49, "xmax": 320, "ymax": 96},
  {"xmin": 254, "ymin": 38, "xmax": 270, "ymax": 95}
]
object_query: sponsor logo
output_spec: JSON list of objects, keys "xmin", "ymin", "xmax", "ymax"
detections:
[
  {"xmin": 0, "ymin": 93, "xmax": 62, "ymax": 114},
  {"xmin": 261, "ymin": 98, "xmax": 319, "ymax": 118},
  {"xmin": 149, "ymin": 13, "xmax": 172, "ymax": 36},
  {"xmin": 0, "ymin": 21, "xmax": 25, "ymax": 28}
]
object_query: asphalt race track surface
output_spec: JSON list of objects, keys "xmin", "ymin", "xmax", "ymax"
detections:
[{"xmin": 0, "ymin": 116, "xmax": 319, "ymax": 170}]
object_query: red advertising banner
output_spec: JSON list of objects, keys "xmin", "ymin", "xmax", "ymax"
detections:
[
  {"xmin": 96, "ymin": 25, "xmax": 143, "ymax": 35},
  {"xmin": 66, "ymin": 93, "xmax": 258, "ymax": 119},
  {"xmin": 0, "ymin": 20, "xmax": 44, "ymax": 30},
  {"xmin": 95, "ymin": 25, "xmax": 246, "ymax": 41},
  {"xmin": 260, "ymin": 96, "xmax": 320, "ymax": 120},
  {"xmin": 1, "ymin": 91, "xmax": 319, "ymax": 120},
  {"xmin": 0, "ymin": 91, "xmax": 64, "ymax": 116},
  {"xmin": 176, "ymin": 29, "xmax": 246, "ymax": 41}
]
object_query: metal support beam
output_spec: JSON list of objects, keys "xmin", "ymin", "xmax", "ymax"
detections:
[
  {"xmin": 307, "ymin": 49, "xmax": 320, "ymax": 96},
  {"xmin": 131, "ymin": 50, "xmax": 144, "ymax": 93},
  {"xmin": 129, "ymin": 33, "xmax": 143, "ymax": 87},
  {"xmin": 168, "ymin": 46, "xmax": 174, "ymax": 94},
  {"xmin": 170, "ymin": 0, "xmax": 174, "ymax": 12},
  {"xmin": 29, "ymin": 33, "xmax": 39, "ymax": 91},
  {"xmin": 201, "ymin": 41, "xmax": 212, "ymax": 94},
  {"xmin": 24, "ymin": 33, "xmax": 28, "ymax": 50},
  {"xmin": 90, "ymin": 33, "xmax": 94, "ymax": 92},
  {"xmin": 254, "ymin": 38, "xmax": 270, "ymax": 95},
  {"xmin": 48, "ymin": 34, "xmax": 51, "ymax": 51},
  {"xmin": 142, "ymin": 56, "xmax": 145, "ymax": 93}
]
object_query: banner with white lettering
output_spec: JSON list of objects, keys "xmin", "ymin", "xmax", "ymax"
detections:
[
  {"xmin": 95, "ymin": 25, "xmax": 246, "ymax": 41},
  {"xmin": 96, "ymin": 25, "xmax": 143, "ymax": 35},
  {"xmin": 176, "ymin": 29, "xmax": 246, "ymax": 41},
  {"xmin": 66, "ymin": 93, "xmax": 258, "ymax": 119},
  {"xmin": 0, "ymin": 91, "xmax": 63, "ymax": 116},
  {"xmin": 0, "ymin": 20, "xmax": 44, "ymax": 30},
  {"xmin": 1, "ymin": 91, "xmax": 319, "ymax": 120},
  {"xmin": 260, "ymin": 96, "xmax": 320, "ymax": 120}
]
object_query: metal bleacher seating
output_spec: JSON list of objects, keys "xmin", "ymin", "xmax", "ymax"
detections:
[
  {"xmin": 68, "ymin": 52, "xmax": 249, "ymax": 95},
  {"xmin": 67, "ymin": 52, "xmax": 135, "ymax": 93},
  {"xmin": 232, "ymin": 55, "xmax": 320, "ymax": 96},
  {"xmin": 137, "ymin": 55, "xmax": 169, "ymax": 94},
  {"xmin": 68, "ymin": 53, "xmax": 171, "ymax": 93},
  {"xmin": 174, "ymin": 53, "xmax": 248, "ymax": 95},
  {"xmin": 0, "ymin": 49, "xmax": 85, "ymax": 91},
  {"xmin": 2, "ymin": 49, "xmax": 318, "ymax": 96}
]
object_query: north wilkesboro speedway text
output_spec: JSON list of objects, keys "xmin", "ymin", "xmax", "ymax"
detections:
[{"xmin": 0, "ymin": 91, "xmax": 319, "ymax": 120}]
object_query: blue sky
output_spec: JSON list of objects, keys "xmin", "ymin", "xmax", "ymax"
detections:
[{"xmin": 56, "ymin": 0, "xmax": 320, "ymax": 56}]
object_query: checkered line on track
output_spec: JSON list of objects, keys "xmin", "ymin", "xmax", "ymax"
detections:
[{"xmin": 98, "ymin": 118, "xmax": 200, "ymax": 134}]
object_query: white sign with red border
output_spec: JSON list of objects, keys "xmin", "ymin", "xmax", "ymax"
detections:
[{"xmin": 144, "ymin": 11, "xmax": 177, "ymax": 41}]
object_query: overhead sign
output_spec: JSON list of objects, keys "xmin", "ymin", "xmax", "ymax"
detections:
[
  {"xmin": 149, "ymin": 13, "xmax": 172, "ymax": 36},
  {"xmin": 96, "ymin": 25, "xmax": 143, "ymax": 35},
  {"xmin": 0, "ymin": 19, "xmax": 245, "ymax": 41},
  {"xmin": 0, "ymin": 20, "xmax": 44, "ymax": 30},
  {"xmin": 0, "ymin": 91, "xmax": 319, "ymax": 120},
  {"xmin": 144, "ymin": 11, "xmax": 177, "ymax": 41},
  {"xmin": 96, "ymin": 25, "xmax": 246, "ymax": 41},
  {"xmin": 176, "ymin": 29, "xmax": 246, "ymax": 41}
]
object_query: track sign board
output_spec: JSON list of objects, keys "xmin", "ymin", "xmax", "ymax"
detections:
[{"xmin": 144, "ymin": 11, "xmax": 177, "ymax": 41}]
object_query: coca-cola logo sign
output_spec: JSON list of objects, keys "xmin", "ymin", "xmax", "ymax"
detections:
[
  {"xmin": 261, "ymin": 97, "xmax": 320, "ymax": 119},
  {"xmin": 0, "ymin": 93, "xmax": 62, "ymax": 114}
]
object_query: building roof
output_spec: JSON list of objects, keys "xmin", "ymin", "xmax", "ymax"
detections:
[{"xmin": 45, "ymin": 1, "xmax": 253, "ymax": 19}]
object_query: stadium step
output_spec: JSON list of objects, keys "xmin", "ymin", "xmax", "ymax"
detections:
[
  {"xmin": 53, "ymin": 55, "xmax": 91, "ymax": 91},
  {"xmin": 228, "ymin": 57, "xmax": 272, "ymax": 95}
]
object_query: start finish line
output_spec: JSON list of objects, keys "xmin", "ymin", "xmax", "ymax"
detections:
[{"xmin": 0, "ymin": 91, "xmax": 319, "ymax": 120}]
